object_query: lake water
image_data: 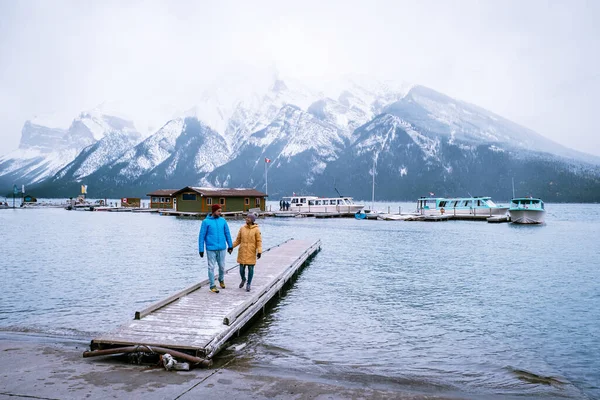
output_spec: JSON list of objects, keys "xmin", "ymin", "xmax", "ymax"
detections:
[{"xmin": 1, "ymin": 202, "xmax": 599, "ymax": 399}]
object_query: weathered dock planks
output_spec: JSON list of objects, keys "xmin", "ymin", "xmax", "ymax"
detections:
[{"xmin": 86, "ymin": 238, "xmax": 321, "ymax": 364}]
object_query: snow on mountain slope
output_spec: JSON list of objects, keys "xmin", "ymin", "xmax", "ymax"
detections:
[
  {"xmin": 385, "ymin": 85, "xmax": 600, "ymax": 163},
  {"xmin": 0, "ymin": 147, "xmax": 81, "ymax": 184},
  {"xmin": 246, "ymin": 104, "xmax": 344, "ymax": 161},
  {"xmin": 307, "ymin": 97, "xmax": 369, "ymax": 139},
  {"xmin": 224, "ymin": 79, "xmax": 318, "ymax": 154},
  {"xmin": 112, "ymin": 118, "xmax": 186, "ymax": 180},
  {"xmin": 53, "ymin": 130, "xmax": 142, "ymax": 181},
  {"xmin": 0, "ymin": 121, "xmax": 74, "ymax": 183},
  {"xmin": 183, "ymin": 75, "xmax": 410, "ymax": 156},
  {"xmin": 0, "ymin": 109, "xmax": 140, "ymax": 184},
  {"xmin": 141, "ymin": 117, "xmax": 230, "ymax": 182},
  {"xmin": 355, "ymin": 114, "xmax": 440, "ymax": 161},
  {"xmin": 16, "ymin": 121, "xmax": 67, "ymax": 150}
]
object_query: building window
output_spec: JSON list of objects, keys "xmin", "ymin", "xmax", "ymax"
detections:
[
  {"xmin": 152, "ymin": 197, "xmax": 157, "ymax": 202},
  {"xmin": 206, "ymin": 198, "xmax": 212, "ymax": 205},
  {"xmin": 220, "ymin": 198, "xmax": 226, "ymax": 205},
  {"xmin": 160, "ymin": 197, "xmax": 165, "ymax": 202},
  {"xmin": 182, "ymin": 193, "xmax": 197, "ymax": 201},
  {"xmin": 166, "ymin": 198, "xmax": 171, "ymax": 203},
  {"xmin": 255, "ymin": 198, "xmax": 261, "ymax": 206},
  {"xmin": 245, "ymin": 198, "xmax": 250, "ymax": 205}
]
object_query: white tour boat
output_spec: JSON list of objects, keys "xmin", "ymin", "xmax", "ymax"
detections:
[
  {"xmin": 281, "ymin": 195, "xmax": 364, "ymax": 213},
  {"xmin": 416, "ymin": 196, "xmax": 509, "ymax": 217},
  {"xmin": 509, "ymin": 197, "xmax": 546, "ymax": 224}
]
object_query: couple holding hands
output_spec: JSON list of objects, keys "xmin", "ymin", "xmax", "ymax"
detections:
[{"xmin": 198, "ymin": 204, "xmax": 262, "ymax": 293}]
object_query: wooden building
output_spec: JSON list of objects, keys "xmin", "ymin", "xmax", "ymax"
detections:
[
  {"xmin": 121, "ymin": 197, "xmax": 141, "ymax": 208},
  {"xmin": 146, "ymin": 189, "xmax": 178, "ymax": 209},
  {"xmin": 171, "ymin": 187, "xmax": 267, "ymax": 213}
]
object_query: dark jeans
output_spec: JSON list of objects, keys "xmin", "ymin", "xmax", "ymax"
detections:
[{"xmin": 239, "ymin": 264, "xmax": 255, "ymax": 284}]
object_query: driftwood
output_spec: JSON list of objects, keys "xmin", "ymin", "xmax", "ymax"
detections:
[{"xmin": 83, "ymin": 345, "xmax": 212, "ymax": 368}]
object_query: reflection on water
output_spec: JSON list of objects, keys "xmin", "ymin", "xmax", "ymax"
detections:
[{"xmin": 1, "ymin": 203, "xmax": 599, "ymax": 399}]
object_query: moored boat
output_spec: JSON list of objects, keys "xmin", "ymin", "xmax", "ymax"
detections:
[
  {"xmin": 509, "ymin": 197, "xmax": 546, "ymax": 224},
  {"xmin": 416, "ymin": 196, "xmax": 508, "ymax": 217},
  {"xmin": 282, "ymin": 195, "xmax": 363, "ymax": 213},
  {"xmin": 354, "ymin": 209, "xmax": 381, "ymax": 220},
  {"xmin": 376, "ymin": 213, "xmax": 419, "ymax": 221}
]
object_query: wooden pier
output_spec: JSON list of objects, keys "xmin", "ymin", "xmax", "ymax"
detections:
[
  {"xmin": 85, "ymin": 239, "xmax": 321, "ymax": 365},
  {"xmin": 314, "ymin": 212, "xmax": 356, "ymax": 218},
  {"xmin": 159, "ymin": 210, "xmax": 246, "ymax": 218}
]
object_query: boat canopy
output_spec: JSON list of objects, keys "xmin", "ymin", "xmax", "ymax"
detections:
[
  {"xmin": 511, "ymin": 198, "xmax": 543, "ymax": 208},
  {"xmin": 417, "ymin": 196, "xmax": 498, "ymax": 210},
  {"xmin": 282, "ymin": 196, "xmax": 355, "ymax": 205}
]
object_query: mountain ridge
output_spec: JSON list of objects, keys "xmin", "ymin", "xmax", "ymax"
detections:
[{"xmin": 3, "ymin": 81, "xmax": 599, "ymax": 202}]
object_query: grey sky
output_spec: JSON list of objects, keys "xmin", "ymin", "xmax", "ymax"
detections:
[{"xmin": 1, "ymin": 0, "xmax": 599, "ymax": 156}]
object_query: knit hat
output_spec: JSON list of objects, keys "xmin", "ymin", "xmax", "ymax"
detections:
[
  {"xmin": 247, "ymin": 213, "xmax": 256, "ymax": 223},
  {"xmin": 211, "ymin": 204, "xmax": 222, "ymax": 213}
]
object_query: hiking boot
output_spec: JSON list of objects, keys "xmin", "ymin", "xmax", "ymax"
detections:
[
  {"xmin": 219, "ymin": 281, "xmax": 226, "ymax": 289},
  {"xmin": 239, "ymin": 279, "xmax": 246, "ymax": 289},
  {"xmin": 246, "ymin": 283, "xmax": 251, "ymax": 292},
  {"xmin": 210, "ymin": 286, "xmax": 220, "ymax": 293}
]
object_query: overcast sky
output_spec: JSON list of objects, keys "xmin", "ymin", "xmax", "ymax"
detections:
[{"xmin": 1, "ymin": 0, "xmax": 599, "ymax": 156}]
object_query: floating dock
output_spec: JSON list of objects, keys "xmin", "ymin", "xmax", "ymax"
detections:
[
  {"xmin": 487, "ymin": 215, "xmax": 511, "ymax": 223},
  {"xmin": 85, "ymin": 239, "xmax": 321, "ymax": 366},
  {"xmin": 159, "ymin": 210, "xmax": 246, "ymax": 218}
]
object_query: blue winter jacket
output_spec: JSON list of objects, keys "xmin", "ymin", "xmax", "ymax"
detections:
[{"xmin": 198, "ymin": 215, "xmax": 233, "ymax": 252}]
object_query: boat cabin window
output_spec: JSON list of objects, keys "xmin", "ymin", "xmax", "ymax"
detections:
[
  {"xmin": 308, "ymin": 200, "xmax": 315, "ymax": 205},
  {"xmin": 300, "ymin": 198, "xmax": 306, "ymax": 203},
  {"xmin": 316, "ymin": 200, "xmax": 323, "ymax": 205},
  {"xmin": 291, "ymin": 198, "xmax": 298, "ymax": 204},
  {"xmin": 330, "ymin": 200, "xmax": 336, "ymax": 205},
  {"xmin": 439, "ymin": 201, "xmax": 447, "ymax": 207}
]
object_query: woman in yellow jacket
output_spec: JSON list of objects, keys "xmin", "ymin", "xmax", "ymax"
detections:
[{"xmin": 232, "ymin": 213, "xmax": 262, "ymax": 291}]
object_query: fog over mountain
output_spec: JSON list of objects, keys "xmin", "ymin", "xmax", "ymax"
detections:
[{"xmin": 1, "ymin": 1, "xmax": 599, "ymax": 159}]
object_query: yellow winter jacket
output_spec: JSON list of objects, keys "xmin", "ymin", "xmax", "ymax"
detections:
[{"xmin": 232, "ymin": 223, "xmax": 262, "ymax": 265}]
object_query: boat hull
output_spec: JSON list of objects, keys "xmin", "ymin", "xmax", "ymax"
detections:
[
  {"xmin": 424, "ymin": 206, "xmax": 508, "ymax": 217},
  {"xmin": 377, "ymin": 213, "xmax": 417, "ymax": 221},
  {"xmin": 509, "ymin": 209, "xmax": 546, "ymax": 224},
  {"xmin": 293, "ymin": 205, "xmax": 363, "ymax": 213}
]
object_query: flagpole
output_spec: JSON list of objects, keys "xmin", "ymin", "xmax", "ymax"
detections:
[{"xmin": 265, "ymin": 160, "xmax": 268, "ymax": 196}]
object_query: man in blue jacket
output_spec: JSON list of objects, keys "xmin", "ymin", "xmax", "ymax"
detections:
[{"xmin": 199, "ymin": 204, "xmax": 233, "ymax": 293}]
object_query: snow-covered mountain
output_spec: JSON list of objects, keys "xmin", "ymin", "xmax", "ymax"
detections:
[
  {"xmin": 0, "ymin": 109, "xmax": 140, "ymax": 187},
  {"xmin": 204, "ymin": 104, "xmax": 346, "ymax": 190},
  {"xmin": 385, "ymin": 85, "xmax": 599, "ymax": 163},
  {"xmin": 36, "ymin": 117, "xmax": 231, "ymax": 197},
  {"xmin": 5, "ymin": 78, "xmax": 600, "ymax": 201},
  {"xmin": 51, "ymin": 130, "xmax": 142, "ymax": 182}
]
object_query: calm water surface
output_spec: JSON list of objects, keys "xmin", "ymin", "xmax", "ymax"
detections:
[{"xmin": 1, "ymin": 202, "xmax": 599, "ymax": 399}]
